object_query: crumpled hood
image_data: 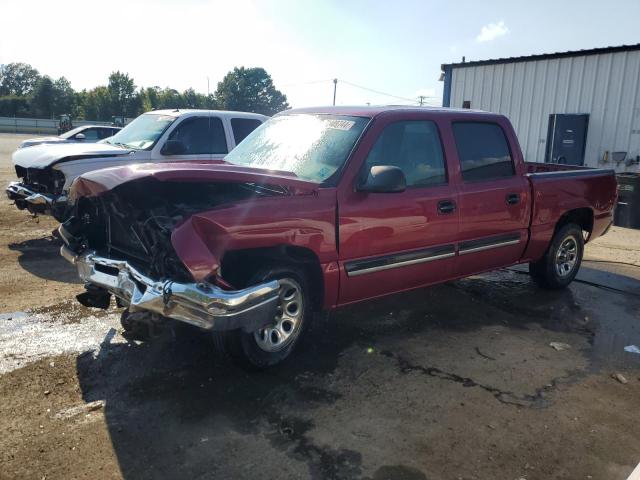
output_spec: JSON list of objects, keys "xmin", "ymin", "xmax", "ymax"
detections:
[
  {"xmin": 70, "ymin": 162, "xmax": 320, "ymax": 200},
  {"xmin": 12, "ymin": 142, "xmax": 131, "ymax": 169}
]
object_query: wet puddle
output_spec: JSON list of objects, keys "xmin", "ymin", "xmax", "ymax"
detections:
[
  {"xmin": 473, "ymin": 264, "xmax": 640, "ymax": 371},
  {"xmin": 0, "ymin": 304, "xmax": 122, "ymax": 374},
  {"xmin": 0, "ymin": 261, "xmax": 638, "ymax": 377}
]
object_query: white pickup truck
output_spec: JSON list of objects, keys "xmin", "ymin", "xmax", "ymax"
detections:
[{"xmin": 6, "ymin": 109, "xmax": 267, "ymax": 220}]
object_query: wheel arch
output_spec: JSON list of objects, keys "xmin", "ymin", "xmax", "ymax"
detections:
[
  {"xmin": 220, "ymin": 245, "xmax": 324, "ymax": 311},
  {"xmin": 555, "ymin": 207, "xmax": 594, "ymax": 241}
]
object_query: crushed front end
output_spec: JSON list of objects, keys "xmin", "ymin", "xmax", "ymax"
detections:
[
  {"xmin": 59, "ymin": 177, "xmax": 281, "ymax": 332},
  {"xmin": 6, "ymin": 165, "xmax": 68, "ymax": 220}
]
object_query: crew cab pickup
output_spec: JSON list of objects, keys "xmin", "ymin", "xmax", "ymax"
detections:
[
  {"xmin": 6, "ymin": 109, "xmax": 267, "ymax": 220},
  {"xmin": 59, "ymin": 106, "xmax": 617, "ymax": 368}
]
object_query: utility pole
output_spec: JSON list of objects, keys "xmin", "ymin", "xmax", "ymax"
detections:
[
  {"xmin": 418, "ymin": 95, "xmax": 425, "ymax": 106},
  {"xmin": 333, "ymin": 78, "xmax": 337, "ymax": 106},
  {"xmin": 207, "ymin": 77, "xmax": 210, "ymax": 96}
]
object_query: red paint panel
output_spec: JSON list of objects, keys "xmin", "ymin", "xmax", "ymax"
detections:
[
  {"xmin": 170, "ymin": 189, "xmax": 338, "ymax": 293},
  {"xmin": 335, "ymin": 112, "xmax": 460, "ymax": 304},
  {"xmin": 171, "ymin": 217, "xmax": 221, "ymax": 282}
]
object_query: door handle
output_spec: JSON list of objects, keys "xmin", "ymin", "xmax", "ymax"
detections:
[
  {"xmin": 437, "ymin": 200, "xmax": 456, "ymax": 214},
  {"xmin": 506, "ymin": 193, "xmax": 520, "ymax": 205}
]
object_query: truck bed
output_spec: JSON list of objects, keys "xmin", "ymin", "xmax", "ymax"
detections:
[
  {"xmin": 524, "ymin": 161, "xmax": 607, "ymax": 174},
  {"xmin": 522, "ymin": 162, "xmax": 617, "ymax": 261}
]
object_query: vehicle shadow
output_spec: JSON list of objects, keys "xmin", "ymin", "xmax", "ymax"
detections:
[
  {"xmin": 75, "ymin": 271, "xmax": 594, "ymax": 479},
  {"xmin": 7, "ymin": 235, "xmax": 81, "ymax": 284},
  {"xmin": 77, "ymin": 323, "xmax": 362, "ymax": 479}
]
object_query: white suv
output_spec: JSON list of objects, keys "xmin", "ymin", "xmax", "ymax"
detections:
[{"xmin": 7, "ymin": 109, "xmax": 267, "ymax": 220}]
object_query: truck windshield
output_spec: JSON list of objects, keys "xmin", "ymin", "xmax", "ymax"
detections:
[
  {"xmin": 106, "ymin": 113, "xmax": 176, "ymax": 150},
  {"xmin": 224, "ymin": 114, "xmax": 369, "ymax": 183}
]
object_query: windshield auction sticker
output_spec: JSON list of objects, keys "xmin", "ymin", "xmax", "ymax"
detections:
[{"xmin": 325, "ymin": 119, "xmax": 355, "ymax": 131}]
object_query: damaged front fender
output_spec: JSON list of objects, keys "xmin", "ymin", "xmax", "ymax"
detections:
[{"xmin": 171, "ymin": 215, "xmax": 223, "ymax": 283}]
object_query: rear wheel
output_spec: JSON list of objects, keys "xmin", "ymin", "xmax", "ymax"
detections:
[
  {"xmin": 529, "ymin": 223, "xmax": 584, "ymax": 289},
  {"xmin": 212, "ymin": 265, "xmax": 310, "ymax": 369}
]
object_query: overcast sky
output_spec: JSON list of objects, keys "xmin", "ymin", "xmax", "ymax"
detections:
[{"xmin": 1, "ymin": 0, "xmax": 639, "ymax": 108}]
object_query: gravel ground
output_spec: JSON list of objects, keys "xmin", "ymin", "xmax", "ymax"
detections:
[{"xmin": 1, "ymin": 133, "xmax": 640, "ymax": 480}]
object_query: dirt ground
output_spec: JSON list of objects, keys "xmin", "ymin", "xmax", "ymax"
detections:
[{"xmin": 1, "ymin": 132, "xmax": 640, "ymax": 480}]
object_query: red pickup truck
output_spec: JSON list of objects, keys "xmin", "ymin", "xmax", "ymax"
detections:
[{"xmin": 59, "ymin": 106, "xmax": 617, "ymax": 368}]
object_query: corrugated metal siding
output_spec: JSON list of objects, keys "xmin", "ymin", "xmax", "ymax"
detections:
[{"xmin": 450, "ymin": 50, "xmax": 640, "ymax": 170}]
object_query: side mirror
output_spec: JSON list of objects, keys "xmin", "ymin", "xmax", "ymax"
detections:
[
  {"xmin": 357, "ymin": 165, "xmax": 406, "ymax": 193},
  {"xmin": 74, "ymin": 133, "xmax": 86, "ymax": 140},
  {"xmin": 161, "ymin": 140, "xmax": 187, "ymax": 155}
]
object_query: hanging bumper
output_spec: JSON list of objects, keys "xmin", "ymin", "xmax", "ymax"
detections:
[
  {"xmin": 6, "ymin": 181, "xmax": 66, "ymax": 217},
  {"xmin": 60, "ymin": 245, "xmax": 280, "ymax": 333}
]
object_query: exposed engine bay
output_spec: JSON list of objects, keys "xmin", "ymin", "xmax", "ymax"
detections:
[
  {"xmin": 15, "ymin": 165, "xmax": 66, "ymax": 196},
  {"xmin": 62, "ymin": 178, "xmax": 290, "ymax": 282}
]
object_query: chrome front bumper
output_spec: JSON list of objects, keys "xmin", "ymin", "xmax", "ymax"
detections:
[
  {"xmin": 6, "ymin": 181, "xmax": 65, "ymax": 215},
  {"xmin": 60, "ymin": 245, "xmax": 280, "ymax": 332}
]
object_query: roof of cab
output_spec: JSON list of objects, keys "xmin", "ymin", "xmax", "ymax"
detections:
[
  {"xmin": 281, "ymin": 105, "xmax": 495, "ymax": 118},
  {"xmin": 144, "ymin": 109, "xmax": 268, "ymax": 119}
]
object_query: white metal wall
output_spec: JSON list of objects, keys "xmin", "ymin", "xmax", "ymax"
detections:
[{"xmin": 449, "ymin": 50, "xmax": 640, "ymax": 170}]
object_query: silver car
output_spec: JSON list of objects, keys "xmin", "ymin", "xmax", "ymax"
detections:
[{"xmin": 19, "ymin": 125, "xmax": 122, "ymax": 148}]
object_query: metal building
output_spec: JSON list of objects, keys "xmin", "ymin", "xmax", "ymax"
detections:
[{"xmin": 441, "ymin": 44, "xmax": 640, "ymax": 171}]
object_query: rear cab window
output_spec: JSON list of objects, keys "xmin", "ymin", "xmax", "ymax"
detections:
[
  {"xmin": 452, "ymin": 122, "xmax": 514, "ymax": 182},
  {"xmin": 231, "ymin": 118, "xmax": 263, "ymax": 145}
]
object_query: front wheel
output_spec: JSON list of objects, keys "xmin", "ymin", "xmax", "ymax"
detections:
[
  {"xmin": 212, "ymin": 265, "xmax": 311, "ymax": 369},
  {"xmin": 529, "ymin": 223, "xmax": 584, "ymax": 289}
]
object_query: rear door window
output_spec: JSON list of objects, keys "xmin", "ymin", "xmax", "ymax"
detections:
[
  {"xmin": 168, "ymin": 117, "xmax": 228, "ymax": 154},
  {"xmin": 452, "ymin": 122, "xmax": 514, "ymax": 181},
  {"xmin": 231, "ymin": 118, "xmax": 263, "ymax": 145}
]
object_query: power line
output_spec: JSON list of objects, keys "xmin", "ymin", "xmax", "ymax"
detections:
[
  {"xmin": 279, "ymin": 79, "xmax": 334, "ymax": 88},
  {"xmin": 339, "ymin": 80, "xmax": 419, "ymax": 103},
  {"xmin": 280, "ymin": 77, "xmax": 440, "ymax": 106}
]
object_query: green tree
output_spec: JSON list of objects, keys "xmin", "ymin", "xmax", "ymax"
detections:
[
  {"xmin": 74, "ymin": 90, "xmax": 89, "ymax": 119},
  {"xmin": 52, "ymin": 76, "xmax": 75, "ymax": 116},
  {"xmin": 83, "ymin": 86, "xmax": 112, "ymax": 121},
  {"xmin": 181, "ymin": 88, "xmax": 218, "ymax": 109},
  {"xmin": 0, "ymin": 62, "xmax": 41, "ymax": 96},
  {"xmin": 31, "ymin": 76, "xmax": 55, "ymax": 118},
  {"xmin": 140, "ymin": 86, "xmax": 161, "ymax": 112},
  {"xmin": 107, "ymin": 71, "xmax": 136, "ymax": 117},
  {"xmin": 215, "ymin": 67, "xmax": 288, "ymax": 115},
  {"xmin": 182, "ymin": 88, "xmax": 202, "ymax": 109},
  {"xmin": 156, "ymin": 88, "xmax": 182, "ymax": 109},
  {"xmin": 0, "ymin": 95, "xmax": 30, "ymax": 116},
  {"xmin": 203, "ymin": 93, "xmax": 217, "ymax": 109}
]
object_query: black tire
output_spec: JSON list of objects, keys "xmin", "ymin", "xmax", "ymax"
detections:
[
  {"xmin": 212, "ymin": 264, "xmax": 311, "ymax": 369},
  {"xmin": 529, "ymin": 223, "xmax": 584, "ymax": 289}
]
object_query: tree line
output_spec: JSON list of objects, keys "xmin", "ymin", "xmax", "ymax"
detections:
[{"xmin": 0, "ymin": 63, "xmax": 290, "ymax": 120}]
